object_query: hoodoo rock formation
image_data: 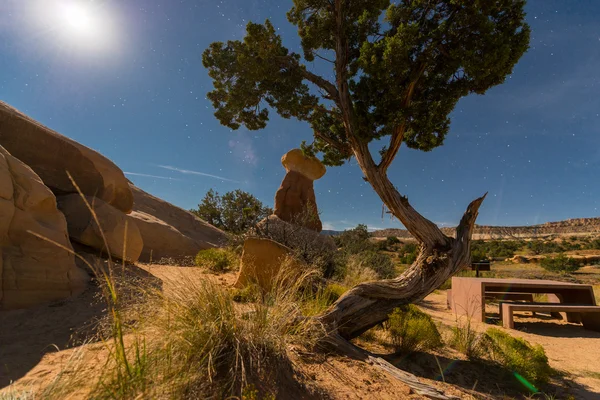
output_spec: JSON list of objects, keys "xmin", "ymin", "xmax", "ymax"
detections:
[{"xmin": 274, "ymin": 149, "xmax": 326, "ymax": 232}]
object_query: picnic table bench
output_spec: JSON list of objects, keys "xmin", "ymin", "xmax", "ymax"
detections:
[
  {"xmin": 450, "ymin": 277, "xmax": 597, "ymax": 326},
  {"xmin": 501, "ymin": 302, "xmax": 600, "ymax": 331}
]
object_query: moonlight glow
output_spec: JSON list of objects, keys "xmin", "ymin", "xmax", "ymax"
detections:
[
  {"xmin": 28, "ymin": 0, "xmax": 119, "ymax": 53},
  {"xmin": 60, "ymin": 2, "xmax": 96, "ymax": 34}
]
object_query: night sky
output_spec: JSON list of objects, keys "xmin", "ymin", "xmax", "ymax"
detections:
[{"xmin": 1, "ymin": 0, "xmax": 599, "ymax": 231}]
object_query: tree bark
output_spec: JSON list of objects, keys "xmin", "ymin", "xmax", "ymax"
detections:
[{"xmin": 317, "ymin": 142, "xmax": 486, "ymax": 340}]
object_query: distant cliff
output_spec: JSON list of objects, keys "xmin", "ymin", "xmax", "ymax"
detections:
[{"xmin": 371, "ymin": 217, "xmax": 600, "ymax": 240}]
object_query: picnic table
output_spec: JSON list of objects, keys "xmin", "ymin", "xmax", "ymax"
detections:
[{"xmin": 450, "ymin": 277, "xmax": 597, "ymax": 324}]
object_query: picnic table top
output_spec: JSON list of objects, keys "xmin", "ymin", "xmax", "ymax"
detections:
[{"xmin": 452, "ymin": 277, "xmax": 593, "ymax": 289}]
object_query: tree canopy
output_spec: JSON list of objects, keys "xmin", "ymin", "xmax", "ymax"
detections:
[
  {"xmin": 191, "ymin": 189, "xmax": 272, "ymax": 234},
  {"xmin": 203, "ymin": 0, "xmax": 530, "ymax": 169}
]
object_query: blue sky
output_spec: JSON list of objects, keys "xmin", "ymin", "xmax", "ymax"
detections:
[{"xmin": 1, "ymin": 0, "xmax": 599, "ymax": 231}]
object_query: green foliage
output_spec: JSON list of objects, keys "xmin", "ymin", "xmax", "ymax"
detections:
[
  {"xmin": 386, "ymin": 236, "xmax": 400, "ymax": 246},
  {"xmin": 191, "ymin": 189, "xmax": 271, "ymax": 234},
  {"xmin": 386, "ymin": 305, "xmax": 442, "ymax": 354},
  {"xmin": 195, "ymin": 248, "xmax": 237, "ymax": 272},
  {"xmin": 204, "ymin": 1, "xmax": 530, "ymax": 168},
  {"xmin": 471, "ymin": 240, "xmax": 522, "ymax": 259},
  {"xmin": 450, "ymin": 318, "xmax": 485, "ymax": 359},
  {"xmin": 484, "ymin": 328, "xmax": 553, "ymax": 385},
  {"xmin": 398, "ymin": 242, "xmax": 419, "ymax": 264},
  {"xmin": 540, "ymin": 253, "xmax": 582, "ymax": 273},
  {"xmin": 301, "ymin": 282, "xmax": 349, "ymax": 316},
  {"xmin": 352, "ymin": 250, "xmax": 395, "ymax": 279},
  {"xmin": 334, "ymin": 224, "xmax": 372, "ymax": 254},
  {"xmin": 527, "ymin": 240, "xmax": 565, "ymax": 255}
]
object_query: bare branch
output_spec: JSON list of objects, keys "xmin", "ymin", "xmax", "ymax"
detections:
[
  {"xmin": 276, "ymin": 56, "xmax": 339, "ymax": 101},
  {"xmin": 377, "ymin": 63, "xmax": 427, "ymax": 172}
]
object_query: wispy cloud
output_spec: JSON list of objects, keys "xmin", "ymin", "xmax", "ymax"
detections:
[
  {"xmin": 157, "ymin": 165, "xmax": 240, "ymax": 183},
  {"xmin": 322, "ymin": 221, "xmax": 336, "ymax": 231},
  {"xmin": 125, "ymin": 172, "xmax": 181, "ymax": 181}
]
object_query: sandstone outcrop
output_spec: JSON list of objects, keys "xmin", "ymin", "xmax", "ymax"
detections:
[
  {"xmin": 274, "ymin": 149, "xmax": 325, "ymax": 232},
  {"xmin": 57, "ymin": 194, "xmax": 143, "ymax": 262},
  {"xmin": 129, "ymin": 184, "xmax": 228, "ymax": 262},
  {"xmin": 0, "ymin": 146, "xmax": 88, "ymax": 309},
  {"xmin": 234, "ymin": 237, "xmax": 304, "ymax": 291},
  {"xmin": 0, "ymin": 101, "xmax": 133, "ymax": 213}
]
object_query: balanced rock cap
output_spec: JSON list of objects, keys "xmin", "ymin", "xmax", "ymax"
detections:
[{"xmin": 281, "ymin": 148, "xmax": 326, "ymax": 180}]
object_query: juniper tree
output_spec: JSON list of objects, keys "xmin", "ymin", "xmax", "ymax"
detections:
[{"xmin": 203, "ymin": 0, "xmax": 529, "ymax": 344}]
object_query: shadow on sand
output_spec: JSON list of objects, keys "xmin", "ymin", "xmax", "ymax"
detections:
[
  {"xmin": 380, "ymin": 350, "xmax": 598, "ymax": 399},
  {"xmin": 0, "ymin": 263, "xmax": 161, "ymax": 389}
]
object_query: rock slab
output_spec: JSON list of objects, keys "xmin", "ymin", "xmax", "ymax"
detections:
[
  {"xmin": 129, "ymin": 184, "xmax": 228, "ymax": 262},
  {"xmin": 57, "ymin": 194, "xmax": 143, "ymax": 262},
  {"xmin": 0, "ymin": 146, "xmax": 88, "ymax": 309},
  {"xmin": 234, "ymin": 237, "xmax": 303, "ymax": 291},
  {"xmin": 0, "ymin": 101, "xmax": 133, "ymax": 213}
]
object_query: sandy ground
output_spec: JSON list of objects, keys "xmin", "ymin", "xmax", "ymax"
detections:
[{"xmin": 2, "ymin": 264, "xmax": 600, "ymax": 399}]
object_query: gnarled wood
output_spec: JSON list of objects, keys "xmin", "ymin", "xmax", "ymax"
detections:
[{"xmin": 318, "ymin": 149, "xmax": 486, "ymax": 339}]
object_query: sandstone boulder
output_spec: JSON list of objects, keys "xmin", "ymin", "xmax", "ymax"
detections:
[
  {"xmin": 129, "ymin": 184, "xmax": 228, "ymax": 262},
  {"xmin": 0, "ymin": 101, "xmax": 133, "ymax": 213},
  {"xmin": 281, "ymin": 148, "xmax": 326, "ymax": 180},
  {"xmin": 57, "ymin": 194, "xmax": 143, "ymax": 262},
  {"xmin": 234, "ymin": 237, "xmax": 304, "ymax": 291},
  {"xmin": 0, "ymin": 146, "xmax": 88, "ymax": 309},
  {"xmin": 130, "ymin": 210, "xmax": 199, "ymax": 262}
]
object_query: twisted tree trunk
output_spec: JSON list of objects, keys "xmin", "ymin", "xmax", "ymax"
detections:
[{"xmin": 317, "ymin": 143, "xmax": 486, "ymax": 341}]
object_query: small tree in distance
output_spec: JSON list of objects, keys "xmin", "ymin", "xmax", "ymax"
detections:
[
  {"xmin": 203, "ymin": 0, "xmax": 530, "ymax": 345},
  {"xmin": 192, "ymin": 189, "xmax": 272, "ymax": 234}
]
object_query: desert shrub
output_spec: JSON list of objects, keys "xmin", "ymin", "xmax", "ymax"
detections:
[
  {"xmin": 585, "ymin": 238, "xmax": 600, "ymax": 250},
  {"xmin": 484, "ymin": 328, "xmax": 553, "ymax": 385},
  {"xmin": 352, "ymin": 250, "xmax": 395, "ymax": 279},
  {"xmin": 398, "ymin": 242, "xmax": 419, "ymax": 264},
  {"xmin": 195, "ymin": 248, "xmax": 237, "ymax": 272},
  {"xmin": 471, "ymin": 240, "xmax": 522, "ymax": 259},
  {"xmin": 527, "ymin": 240, "xmax": 565, "ymax": 255},
  {"xmin": 471, "ymin": 247, "xmax": 488, "ymax": 262},
  {"xmin": 450, "ymin": 318, "xmax": 486, "ymax": 359},
  {"xmin": 386, "ymin": 305, "xmax": 442, "ymax": 354},
  {"xmin": 342, "ymin": 256, "xmax": 380, "ymax": 286},
  {"xmin": 540, "ymin": 253, "xmax": 582, "ymax": 273},
  {"xmin": 334, "ymin": 224, "xmax": 374, "ymax": 254},
  {"xmin": 386, "ymin": 236, "xmax": 401, "ymax": 246},
  {"xmin": 377, "ymin": 236, "xmax": 401, "ymax": 251}
]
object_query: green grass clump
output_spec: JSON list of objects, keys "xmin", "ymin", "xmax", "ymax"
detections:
[
  {"xmin": 301, "ymin": 282, "xmax": 349, "ymax": 316},
  {"xmin": 450, "ymin": 318, "xmax": 485, "ymax": 359},
  {"xmin": 484, "ymin": 328, "xmax": 553, "ymax": 386},
  {"xmin": 386, "ymin": 305, "xmax": 442, "ymax": 354},
  {"xmin": 94, "ymin": 271, "xmax": 317, "ymax": 399},
  {"xmin": 195, "ymin": 248, "xmax": 237, "ymax": 272},
  {"xmin": 540, "ymin": 253, "xmax": 582, "ymax": 273}
]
